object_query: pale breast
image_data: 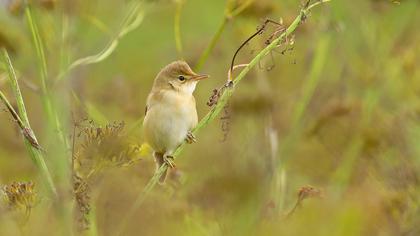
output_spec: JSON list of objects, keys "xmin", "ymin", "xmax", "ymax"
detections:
[{"xmin": 143, "ymin": 90, "xmax": 197, "ymax": 153}]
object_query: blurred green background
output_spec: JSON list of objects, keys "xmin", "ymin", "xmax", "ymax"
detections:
[{"xmin": 0, "ymin": 0, "xmax": 419, "ymax": 235}]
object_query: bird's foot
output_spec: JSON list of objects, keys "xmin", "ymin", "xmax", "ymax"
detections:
[
  {"xmin": 185, "ymin": 131, "xmax": 196, "ymax": 144},
  {"xmin": 163, "ymin": 155, "xmax": 176, "ymax": 168}
]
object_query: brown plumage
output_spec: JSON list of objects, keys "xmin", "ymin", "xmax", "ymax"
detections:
[{"xmin": 143, "ymin": 61, "xmax": 209, "ymax": 183}]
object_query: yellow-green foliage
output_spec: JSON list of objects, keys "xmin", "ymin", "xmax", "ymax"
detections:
[{"xmin": 0, "ymin": 0, "xmax": 419, "ymax": 235}]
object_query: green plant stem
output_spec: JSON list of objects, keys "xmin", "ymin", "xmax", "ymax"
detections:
[
  {"xmin": 1, "ymin": 51, "xmax": 30, "ymax": 126},
  {"xmin": 174, "ymin": 0, "xmax": 184, "ymax": 58},
  {"xmin": 0, "ymin": 48, "xmax": 57, "ymax": 197},
  {"xmin": 227, "ymin": 0, "xmax": 254, "ymax": 18},
  {"xmin": 24, "ymin": 3, "xmax": 68, "ymax": 149},
  {"xmin": 194, "ymin": 0, "xmax": 253, "ymax": 71},
  {"xmin": 117, "ymin": 1, "xmax": 331, "ymax": 234},
  {"xmin": 194, "ymin": 18, "xmax": 227, "ymax": 71}
]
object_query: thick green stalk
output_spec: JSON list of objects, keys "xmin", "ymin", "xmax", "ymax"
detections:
[{"xmin": 0, "ymin": 48, "xmax": 57, "ymax": 197}]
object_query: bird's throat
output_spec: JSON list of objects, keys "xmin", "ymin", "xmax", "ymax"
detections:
[
  {"xmin": 168, "ymin": 81, "xmax": 197, "ymax": 95},
  {"xmin": 182, "ymin": 81, "xmax": 197, "ymax": 95}
]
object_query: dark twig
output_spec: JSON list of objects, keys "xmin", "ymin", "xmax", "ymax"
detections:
[
  {"xmin": 229, "ymin": 19, "xmax": 283, "ymax": 77},
  {"xmin": 0, "ymin": 92, "xmax": 42, "ymax": 151}
]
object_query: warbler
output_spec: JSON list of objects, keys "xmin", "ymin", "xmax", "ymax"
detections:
[{"xmin": 143, "ymin": 61, "xmax": 209, "ymax": 183}]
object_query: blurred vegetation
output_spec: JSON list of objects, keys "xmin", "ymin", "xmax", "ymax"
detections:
[{"xmin": 0, "ymin": 0, "xmax": 419, "ymax": 235}]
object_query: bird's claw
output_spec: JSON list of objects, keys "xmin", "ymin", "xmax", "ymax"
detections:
[
  {"xmin": 185, "ymin": 131, "xmax": 196, "ymax": 144},
  {"xmin": 163, "ymin": 155, "xmax": 176, "ymax": 168}
]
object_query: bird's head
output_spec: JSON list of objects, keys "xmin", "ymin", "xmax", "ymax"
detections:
[{"xmin": 152, "ymin": 61, "xmax": 209, "ymax": 94}]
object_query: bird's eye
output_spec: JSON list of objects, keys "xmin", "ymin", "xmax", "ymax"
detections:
[{"xmin": 178, "ymin": 75, "xmax": 186, "ymax": 81}]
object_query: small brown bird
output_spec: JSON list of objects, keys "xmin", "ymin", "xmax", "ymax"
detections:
[{"xmin": 143, "ymin": 61, "xmax": 209, "ymax": 183}]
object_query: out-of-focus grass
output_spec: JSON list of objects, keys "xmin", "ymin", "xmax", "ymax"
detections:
[
  {"xmin": 0, "ymin": 0, "xmax": 419, "ymax": 235},
  {"xmin": 0, "ymin": 48, "xmax": 56, "ymax": 197}
]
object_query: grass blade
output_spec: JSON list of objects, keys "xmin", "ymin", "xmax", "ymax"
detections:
[
  {"xmin": 24, "ymin": 2, "xmax": 68, "ymax": 149},
  {"xmin": 0, "ymin": 48, "xmax": 57, "ymax": 197},
  {"xmin": 57, "ymin": 1, "xmax": 147, "ymax": 80}
]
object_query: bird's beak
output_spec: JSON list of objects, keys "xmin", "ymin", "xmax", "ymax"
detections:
[{"xmin": 191, "ymin": 74, "xmax": 209, "ymax": 81}]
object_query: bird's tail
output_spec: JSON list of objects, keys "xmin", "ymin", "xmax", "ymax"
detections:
[{"xmin": 153, "ymin": 152, "xmax": 168, "ymax": 184}]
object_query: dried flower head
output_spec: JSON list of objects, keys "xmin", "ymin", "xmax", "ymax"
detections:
[
  {"xmin": 74, "ymin": 121, "xmax": 141, "ymax": 178},
  {"xmin": 207, "ymin": 81, "xmax": 234, "ymax": 107},
  {"xmin": 71, "ymin": 120, "xmax": 142, "ymax": 231},
  {"xmin": 2, "ymin": 181, "xmax": 37, "ymax": 213},
  {"xmin": 297, "ymin": 185, "xmax": 323, "ymax": 201}
]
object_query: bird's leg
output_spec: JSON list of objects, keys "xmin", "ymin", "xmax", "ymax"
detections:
[
  {"xmin": 185, "ymin": 131, "xmax": 196, "ymax": 144},
  {"xmin": 163, "ymin": 154, "xmax": 176, "ymax": 168}
]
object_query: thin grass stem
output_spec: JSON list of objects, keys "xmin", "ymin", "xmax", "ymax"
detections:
[
  {"xmin": 174, "ymin": 0, "xmax": 185, "ymax": 58},
  {"xmin": 24, "ymin": 3, "xmax": 68, "ymax": 149},
  {"xmin": 194, "ymin": 0, "xmax": 253, "ymax": 71},
  {"xmin": 0, "ymin": 48, "xmax": 57, "ymax": 197},
  {"xmin": 56, "ymin": 1, "xmax": 147, "ymax": 81}
]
